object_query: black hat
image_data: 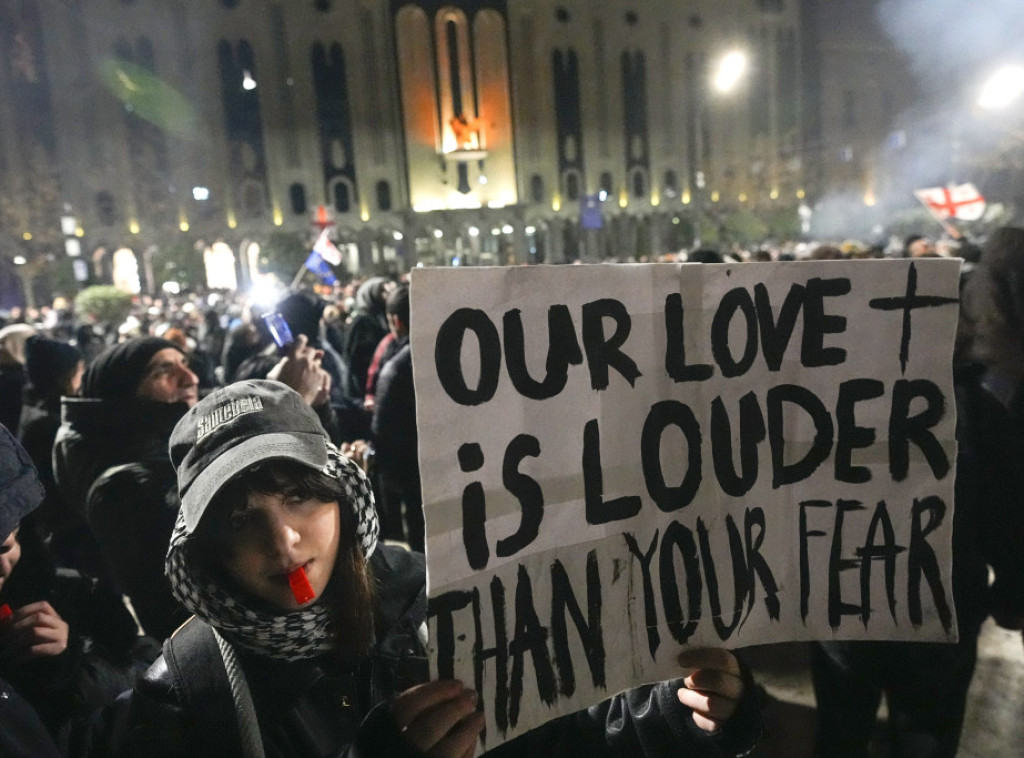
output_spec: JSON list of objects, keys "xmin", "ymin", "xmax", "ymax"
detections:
[
  {"xmin": 277, "ymin": 291, "xmax": 325, "ymax": 341},
  {"xmin": 169, "ymin": 380, "xmax": 330, "ymax": 532},
  {"xmin": 0, "ymin": 424, "xmax": 44, "ymax": 541},
  {"xmin": 25, "ymin": 336, "xmax": 82, "ymax": 398},
  {"xmin": 81, "ymin": 336, "xmax": 182, "ymax": 399}
]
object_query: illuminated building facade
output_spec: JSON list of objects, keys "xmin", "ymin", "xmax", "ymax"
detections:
[{"xmin": 1, "ymin": 0, "xmax": 805, "ymax": 295}]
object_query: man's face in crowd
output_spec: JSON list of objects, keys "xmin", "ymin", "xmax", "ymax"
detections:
[
  {"xmin": 136, "ymin": 348, "xmax": 199, "ymax": 407},
  {"xmin": 0, "ymin": 527, "xmax": 22, "ymax": 592},
  {"xmin": 220, "ymin": 491, "xmax": 341, "ymax": 611}
]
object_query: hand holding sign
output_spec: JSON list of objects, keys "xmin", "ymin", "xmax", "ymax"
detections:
[
  {"xmin": 676, "ymin": 647, "xmax": 745, "ymax": 733},
  {"xmin": 392, "ymin": 680, "xmax": 485, "ymax": 758}
]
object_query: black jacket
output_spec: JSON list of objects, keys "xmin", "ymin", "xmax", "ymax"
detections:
[
  {"xmin": 53, "ymin": 397, "xmax": 191, "ymax": 640},
  {"xmin": 371, "ymin": 344, "xmax": 419, "ymax": 496},
  {"xmin": 0, "ymin": 362, "xmax": 27, "ymax": 435},
  {"xmin": 0, "ymin": 517, "xmax": 157, "ymax": 738},
  {"xmin": 17, "ymin": 390, "xmax": 74, "ymax": 561},
  {"xmin": 0, "ymin": 675, "xmax": 61, "ymax": 758},
  {"xmin": 87, "ymin": 545, "xmax": 761, "ymax": 758}
]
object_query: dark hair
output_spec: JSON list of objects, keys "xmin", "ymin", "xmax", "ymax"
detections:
[
  {"xmin": 385, "ymin": 284, "xmax": 410, "ymax": 325},
  {"xmin": 808, "ymin": 245, "xmax": 844, "ymax": 260},
  {"xmin": 191, "ymin": 460, "xmax": 375, "ymax": 655},
  {"xmin": 688, "ymin": 249, "xmax": 724, "ymax": 264}
]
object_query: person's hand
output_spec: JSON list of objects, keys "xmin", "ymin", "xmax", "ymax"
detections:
[
  {"xmin": 676, "ymin": 647, "xmax": 745, "ymax": 733},
  {"xmin": 340, "ymin": 439, "xmax": 370, "ymax": 471},
  {"xmin": 0, "ymin": 601, "xmax": 70, "ymax": 665},
  {"xmin": 392, "ymin": 680, "xmax": 484, "ymax": 758},
  {"xmin": 267, "ymin": 334, "xmax": 331, "ymax": 407}
]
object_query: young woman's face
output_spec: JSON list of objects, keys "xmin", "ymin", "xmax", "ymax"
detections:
[
  {"xmin": 0, "ymin": 528, "xmax": 22, "ymax": 593},
  {"xmin": 220, "ymin": 492, "xmax": 341, "ymax": 611}
]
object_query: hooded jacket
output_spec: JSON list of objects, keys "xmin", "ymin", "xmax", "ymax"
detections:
[
  {"xmin": 341, "ymin": 278, "xmax": 390, "ymax": 401},
  {"xmin": 52, "ymin": 396, "xmax": 190, "ymax": 641}
]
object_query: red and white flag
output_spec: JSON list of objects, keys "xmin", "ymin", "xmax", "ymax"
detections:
[
  {"xmin": 913, "ymin": 183, "xmax": 986, "ymax": 221},
  {"xmin": 312, "ymin": 228, "xmax": 343, "ymax": 266}
]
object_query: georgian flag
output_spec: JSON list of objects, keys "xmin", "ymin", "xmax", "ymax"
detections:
[{"xmin": 913, "ymin": 183, "xmax": 986, "ymax": 221}]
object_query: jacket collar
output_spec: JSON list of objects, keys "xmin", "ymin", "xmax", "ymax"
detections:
[{"xmin": 60, "ymin": 396, "xmax": 189, "ymax": 438}]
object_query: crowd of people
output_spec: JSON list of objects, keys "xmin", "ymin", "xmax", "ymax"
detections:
[{"xmin": 0, "ymin": 230, "xmax": 1022, "ymax": 756}]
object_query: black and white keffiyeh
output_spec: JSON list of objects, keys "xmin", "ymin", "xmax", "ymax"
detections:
[{"xmin": 166, "ymin": 443, "xmax": 379, "ymax": 661}]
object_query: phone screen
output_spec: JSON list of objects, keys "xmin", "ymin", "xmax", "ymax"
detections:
[{"xmin": 262, "ymin": 312, "xmax": 295, "ymax": 349}]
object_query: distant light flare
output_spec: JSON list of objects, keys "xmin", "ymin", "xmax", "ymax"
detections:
[
  {"xmin": 977, "ymin": 65, "xmax": 1024, "ymax": 110},
  {"xmin": 713, "ymin": 51, "xmax": 748, "ymax": 93}
]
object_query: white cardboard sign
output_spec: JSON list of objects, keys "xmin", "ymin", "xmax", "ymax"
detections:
[{"xmin": 410, "ymin": 260, "xmax": 961, "ymax": 750}]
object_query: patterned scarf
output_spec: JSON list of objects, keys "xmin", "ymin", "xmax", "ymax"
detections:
[{"xmin": 165, "ymin": 444, "xmax": 379, "ymax": 661}]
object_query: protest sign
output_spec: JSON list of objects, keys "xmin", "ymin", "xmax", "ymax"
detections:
[{"xmin": 410, "ymin": 259, "xmax": 961, "ymax": 750}]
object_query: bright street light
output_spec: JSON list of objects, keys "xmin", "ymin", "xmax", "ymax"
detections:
[
  {"xmin": 978, "ymin": 65, "xmax": 1024, "ymax": 110},
  {"xmin": 713, "ymin": 51, "xmax": 748, "ymax": 93}
]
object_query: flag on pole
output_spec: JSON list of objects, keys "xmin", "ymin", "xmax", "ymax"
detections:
[
  {"xmin": 295, "ymin": 229, "xmax": 341, "ymax": 287},
  {"xmin": 313, "ymin": 228, "xmax": 343, "ymax": 266},
  {"xmin": 913, "ymin": 183, "xmax": 986, "ymax": 221}
]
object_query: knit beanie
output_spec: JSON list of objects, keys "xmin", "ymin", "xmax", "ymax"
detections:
[
  {"xmin": 0, "ymin": 424, "xmax": 44, "ymax": 542},
  {"xmin": 81, "ymin": 336, "xmax": 182, "ymax": 399},
  {"xmin": 277, "ymin": 290, "xmax": 325, "ymax": 341},
  {"xmin": 25, "ymin": 336, "xmax": 82, "ymax": 398}
]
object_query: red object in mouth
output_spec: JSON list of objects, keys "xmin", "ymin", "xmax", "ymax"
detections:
[
  {"xmin": 0, "ymin": 604, "xmax": 12, "ymax": 622},
  {"xmin": 288, "ymin": 566, "xmax": 315, "ymax": 604}
]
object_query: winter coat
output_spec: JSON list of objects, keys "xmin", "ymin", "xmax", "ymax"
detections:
[
  {"xmin": 950, "ymin": 362, "xmax": 1024, "ymax": 633},
  {"xmin": 371, "ymin": 343, "xmax": 419, "ymax": 496},
  {"xmin": 53, "ymin": 397, "xmax": 191, "ymax": 640},
  {"xmin": 89, "ymin": 545, "xmax": 761, "ymax": 758},
  {"xmin": 0, "ymin": 517, "xmax": 159, "ymax": 737},
  {"xmin": 0, "ymin": 675, "xmax": 61, "ymax": 758},
  {"xmin": 0, "ymin": 362, "xmax": 27, "ymax": 435},
  {"xmin": 17, "ymin": 389, "xmax": 71, "ymax": 556}
]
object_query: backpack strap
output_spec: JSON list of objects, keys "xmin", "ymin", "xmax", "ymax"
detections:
[{"xmin": 164, "ymin": 617, "xmax": 244, "ymax": 758}]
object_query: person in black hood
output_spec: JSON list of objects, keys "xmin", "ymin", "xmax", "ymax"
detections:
[
  {"xmin": 341, "ymin": 277, "xmax": 392, "ymax": 402},
  {"xmin": 53, "ymin": 336, "xmax": 199, "ymax": 640},
  {"xmin": 17, "ymin": 336, "xmax": 84, "ymax": 568}
]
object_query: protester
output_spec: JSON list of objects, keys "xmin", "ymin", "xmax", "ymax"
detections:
[
  {"xmin": 0, "ymin": 323, "xmax": 37, "ymax": 434},
  {"xmin": 17, "ymin": 336, "xmax": 84, "ymax": 565},
  {"xmin": 53, "ymin": 336, "xmax": 200, "ymax": 640},
  {"xmin": 221, "ymin": 304, "xmax": 270, "ymax": 384},
  {"xmin": 91, "ymin": 380, "xmax": 762, "ymax": 757},
  {"xmin": 371, "ymin": 305, "xmax": 420, "ymax": 547},
  {"xmin": 364, "ymin": 283, "xmax": 409, "ymax": 411},
  {"xmin": 961, "ymin": 226, "xmax": 1024, "ymax": 627},
  {"xmin": 962, "ymin": 226, "xmax": 1024, "ymax": 418},
  {"xmin": 235, "ymin": 290, "xmax": 350, "ymax": 408},
  {"xmin": 160, "ymin": 325, "xmax": 219, "ymax": 391},
  {"xmin": 367, "ymin": 284, "xmax": 414, "ymax": 543},
  {"xmin": 341, "ymin": 276, "xmax": 392, "ymax": 401},
  {"xmin": 0, "ymin": 423, "xmax": 61, "ymax": 757},
  {"xmin": 0, "ymin": 492, "xmax": 159, "ymax": 742}
]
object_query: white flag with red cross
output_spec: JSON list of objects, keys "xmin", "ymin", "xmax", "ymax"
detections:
[{"xmin": 914, "ymin": 183, "xmax": 986, "ymax": 221}]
